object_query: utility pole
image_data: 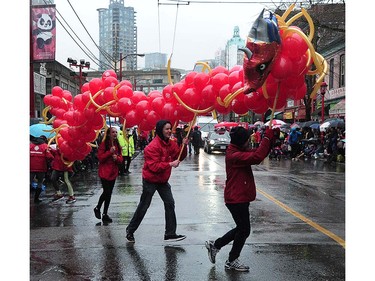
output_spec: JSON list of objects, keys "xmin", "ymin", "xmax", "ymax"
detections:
[{"xmin": 67, "ymin": 58, "xmax": 90, "ymax": 93}]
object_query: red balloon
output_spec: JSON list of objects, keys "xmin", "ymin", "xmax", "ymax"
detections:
[
  {"xmin": 267, "ymin": 89, "xmax": 287, "ymax": 110},
  {"xmin": 177, "ymin": 104, "xmax": 195, "ymax": 122},
  {"xmin": 162, "ymin": 84, "xmax": 174, "ymax": 101},
  {"xmin": 131, "ymin": 91, "xmax": 148, "ymax": 104},
  {"xmin": 218, "ymin": 84, "xmax": 231, "ymax": 102},
  {"xmin": 117, "ymin": 85, "xmax": 133, "ymax": 99},
  {"xmin": 89, "ymin": 78, "xmax": 103, "ymax": 94},
  {"xmin": 228, "ymin": 71, "xmax": 241, "ymax": 89},
  {"xmin": 182, "ymin": 87, "xmax": 199, "ymax": 109},
  {"xmin": 81, "ymin": 82, "xmax": 90, "ymax": 94},
  {"xmin": 201, "ymin": 84, "xmax": 216, "ymax": 105},
  {"xmin": 144, "ymin": 110, "xmax": 160, "ymax": 130},
  {"xmin": 51, "ymin": 86, "xmax": 64, "ymax": 97},
  {"xmin": 125, "ymin": 109, "xmax": 140, "ymax": 128},
  {"xmin": 271, "ymin": 53, "xmax": 293, "ymax": 81},
  {"xmin": 73, "ymin": 94, "xmax": 85, "ymax": 111},
  {"xmin": 231, "ymin": 81, "xmax": 243, "ymax": 94},
  {"xmin": 102, "ymin": 76, "xmax": 119, "ymax": 88},
  {"xmin": 229, "ymin": 65, "xmax": 243, "ymax": 73},
  {"xmin": 210, "ymin": 66, "xmax": 229, "ymax": 76},
  {"xmin": 185, "ymin": 71, "xmax": 198, "ymax": 87},
  {"xmin": 62, "ymin": 90, "xmax": 73, "ymax": 102},
  {"xmin": 293, "ymin": 83, "xmax": 307, "ymax": 100},
  {"xmin": 231, "ymin": 96, "xmax": 249, "ymax": 115},
  {"xmin": 148, "ymin": 90, "xmax": 163, "ymax": 102},
  {"xmin": 117, "ymin": 97, "xmax": 134, "ymax": 115},
  {"xmin": 283, "ymin": 31, "xmax": 308, "ymax": 61},
  {"xmin": 103, "ymin": 86, "xmax": 115, "ymax": 103},
  {"xmin": 161, "ymin": 102, "xmax": 178, "ymax": 122},
  {"xmin": 135, "ymin": 100, "xmax": 150, "ymax": 119},
  {"xmin": 252, "ymin": 99, "xmax": 269, "ymax": 114},
  {"xmin": 102, "ymin": 69, "xmax": 117, "ymax": 80},
  {"xmin": 43, "ymin": 94, "xmax": 53, "ymax": 106},
  {"xmin": 53, "ymin": 118, "xmax": 68, "ymax": 129},
  {"xmin": 59, "ymin": 127, "xmax": 71, "ymax": 141},
  {"xmin": 244, "ymin": 90, "xmax": 268, "ymax": 111},
  {"xmin": 172, "ymin": 82, "xmax": 187, "ymax": 99},
  {"xmin": 193, "ymin": 72, "xmax": 210, "ymax": 92},
  {"xmin": 151, "ymin": 96, "xmax": 166, "ymax": 116},
  {"xmin": 289, "ymin": 54, "xmax": 308, "ymax": 76},
  {"xmin": 214, "ymin": 99, "xmax": 232, "ymax": 114},
  {"xmin": 212, "ymin": 73, "xmax": 229, "ymax": 92}
]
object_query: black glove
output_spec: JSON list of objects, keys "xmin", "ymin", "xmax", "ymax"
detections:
[{"xmin": 263, "ymin": 128, "xmax": 274, "ymax": 141}]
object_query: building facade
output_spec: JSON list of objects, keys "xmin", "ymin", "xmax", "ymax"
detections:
[
  {"xmin": 97, "ymin": 0, "xmax": 138, "ymax": 72},
  {"xmin": 145, "ymin": 53, "xmax": 167, "ymax": 69}
]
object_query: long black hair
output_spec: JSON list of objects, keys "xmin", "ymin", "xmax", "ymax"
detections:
[{"xmin": 104, "ymin": 127, "xmax": 121, "ymax": 152}]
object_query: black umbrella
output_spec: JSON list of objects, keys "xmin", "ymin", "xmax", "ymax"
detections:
[{"xmin": 300, "ymin": 120, "xmax": 319, "ymax": 128}]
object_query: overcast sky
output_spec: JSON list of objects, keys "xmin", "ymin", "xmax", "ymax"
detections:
[{"xmin": 53, "ymin": 0, "xmax": 285, "ymax": 71}]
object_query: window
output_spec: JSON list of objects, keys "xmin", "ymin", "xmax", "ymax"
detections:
[
  {"xmin": 329, "ymin": 58, "xmax": 334, "ymax": 89},
  {"xmin": 339, "ymin": 54, "xmax": 345, "ymax": 87}
]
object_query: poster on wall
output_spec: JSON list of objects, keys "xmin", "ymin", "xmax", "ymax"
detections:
[{"xmin": 31, "ymin": 4, "xmax": 56, "ymax": 62}]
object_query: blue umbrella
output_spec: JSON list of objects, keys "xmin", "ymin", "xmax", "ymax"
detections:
[
  {"xmin": 310, "ymin": 123, "xmax": 320, "ymax": 130},
  {"xmin": 30, "ymin": 123, "xmax": 56, "ymax": 138}
]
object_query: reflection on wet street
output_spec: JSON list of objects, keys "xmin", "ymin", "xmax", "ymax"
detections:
[{"xmin": 30, "ymin": 151, "xmax": 345, "ymax": 280}]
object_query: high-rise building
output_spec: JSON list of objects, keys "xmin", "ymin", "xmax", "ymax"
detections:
[
  {"xmin": 97, "ymin": 0, "xmax": 138, "ymax": 72},
  {"xmin": 225, "ymin": 26, "xmax": 245, "ymax": 69}
]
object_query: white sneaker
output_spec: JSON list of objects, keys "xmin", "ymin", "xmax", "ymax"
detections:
[
  {"xmin": 225, "ymin": 259, "xmax": 249, "ymax": 272},
  {"xmin": 205, "ymin": 240, "xmax": 220, "ymax": 264}
]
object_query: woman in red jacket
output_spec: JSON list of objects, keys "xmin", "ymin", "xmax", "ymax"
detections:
[
  {"xmin": 94, "ymin": 127, "xmax": 123, "ymax": 223},
  {"xmin": 125, "ymin": 120, "xmax": 188, "ymax": 243},
  {"xmin": 205, "ymin": 126, "xmax": 278, "ymax": 272}
]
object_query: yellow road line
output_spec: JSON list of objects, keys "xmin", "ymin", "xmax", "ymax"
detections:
[{"xmin": 257, "ymin": 188, "xmax": 345, "ymax": 249}]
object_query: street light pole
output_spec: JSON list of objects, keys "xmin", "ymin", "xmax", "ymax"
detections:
[
  {"xmin": 118, "ymin": 53, "xmax": 145, "ymax": 81},
  {"xmin": 67, "ymin": 58, "xmax": 90, "ymax": 93},
  {"xmin": 320, "ymin": 81, "xmax": 328, "ymax": 123}
]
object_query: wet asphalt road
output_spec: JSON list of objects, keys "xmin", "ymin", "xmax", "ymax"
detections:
[{"xmin": 30, "ymin": 150, "xmax": 345, "ymax": 280}]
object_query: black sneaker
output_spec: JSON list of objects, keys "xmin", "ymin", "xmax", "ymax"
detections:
[
  {"xmin": 102, "ymin": 214, "xmax": 113, "ymax": 223},
  {"xmin": 94, "ymin": 207, "xmax": 101, "ymax": 219},
  {"xmin": 34, "ymin": 198, "xmax": 42, "ymax": 204},
  {"xmin": 126, "ymin": 233, "xmax": 135, "ymax": 243},
  {"xmin": 164, "ymin": 234, "xmax": 186, "ymax": 242}
]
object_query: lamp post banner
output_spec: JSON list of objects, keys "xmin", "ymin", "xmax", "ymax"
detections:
[{"xmin": 31, "ymin": 5, "xmax": 56, "ymax": 62}]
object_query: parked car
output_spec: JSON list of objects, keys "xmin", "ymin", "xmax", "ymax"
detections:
[{"xmin": 203, "ymin": 129, "xmax": 231, "ymax": 154}]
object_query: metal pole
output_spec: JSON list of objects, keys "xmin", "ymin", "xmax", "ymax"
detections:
[
  {"xmin": 321, "ymin": 94, "xmax": 325, "ymax": 123},
  {"xmin": 119, "ymin": 53, "xmax": 123, "ymax": 81},
  {"xmin": 79, "ymin": 65, "xmax": 82, "ymax": 94}
]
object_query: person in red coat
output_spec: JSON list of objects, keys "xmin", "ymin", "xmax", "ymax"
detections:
[
  {"xmin": 30, "ymin": 135, "xmax": 53, "ymax": 203},
  {"xmin": 94, "ymin": 127, "xmax": 123, "ymax": 223},
  {"xmin": 205, "ymin": 126, "xmax": 279, "ymax": 272},
  {"xmin": 125, "ymin": 120, "xmax": 188, "ymax": 243}
]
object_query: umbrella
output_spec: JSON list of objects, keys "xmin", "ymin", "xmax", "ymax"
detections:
[
  {"xmin": 310, "ymin": 123, "xmax": 320, "ymax": 130},
  {"xmin": 301, "ymin": 120, "xmax": 319, "ymax": 128},
  {"xmin": 214, "ymin": 121, "xmax": 239, "ymax": 129},
  {"xmin": 290, "ymin": 122, "xmax": 301, "ymax": 129},
  {"xmin": 264, "ymin": 119, "xmax": 286, "ymax": 128},
  {"xmin": 320, "ymin": 119, "xmax": 345, "ymax": 132},
  {"xmin": 30, "ymin": 123, "xmax": 56, "ymax": 138},
  {"xmin": 254, "ymin": 121, "xmax": 264, "ymax": 126}
]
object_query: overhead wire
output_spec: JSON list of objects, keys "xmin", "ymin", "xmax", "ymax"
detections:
[{"xmin": 65, "ymin": 0, "xmax": 115, "ymax": 67}]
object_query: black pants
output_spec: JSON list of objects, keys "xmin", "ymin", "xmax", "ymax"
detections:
[
  {"xmin": 214, "ymin": 202, "xmax": 251, "ymax": 262},
  {"xmin": 96, "ymin": 178, "xmax": 115, "ymax": 215}
]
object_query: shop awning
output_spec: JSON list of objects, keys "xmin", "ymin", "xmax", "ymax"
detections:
[{"xmin": 329, "ymin": 99, "xmax": 345, "ymax": 116}]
